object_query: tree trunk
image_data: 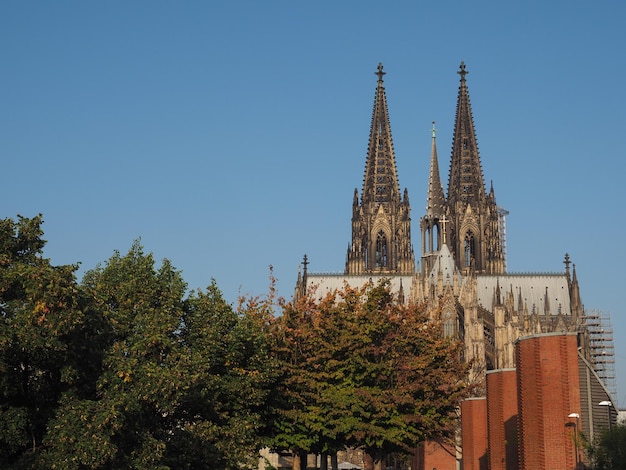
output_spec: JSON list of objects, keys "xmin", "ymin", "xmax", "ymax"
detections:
[
  {"xmin": 331, "ymin": 452, "xmax": 338, "ymax": 470},
  {"xmin": 292, "ymin": 450, "xmax": 307, "ymax": 470},
  {"xmin": 320, "ymin": 453, "xmax": 328, "ymax": 470},
  {"xmin": 363, "ymin": 454, "xmax": 374, "ymax": 470},
  {"xmin": 364, "ymin": 451, "xmax": 384, "ymax": 470}
]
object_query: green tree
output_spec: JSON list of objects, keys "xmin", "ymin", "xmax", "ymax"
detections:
[
  {"xmin": 44, "ymin": 243, "xmax": 277, "ymax": 469},
  {"xmin": 589, "ymin": 423, "xmax": 626, "ymax": 470},
  {"xmin": 174, "ymin": 281, "xmax": 278, "ymax": 469},
  {"xmin": 0, "ymin": 215, "xmax": 90, "ymax": 468},
  {"xmin": 44, "ymin": 241, "xmax": 188, "ymax": 468},
  {"xmin": 271, "ymin": 281, "xmax": 470, "ymax": 470}
]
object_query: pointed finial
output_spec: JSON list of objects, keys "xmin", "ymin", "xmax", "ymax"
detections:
[
  {"xmin": 458, "ymin": 61, "xmax": 468, "ymax": 81},
  {"xmin": 431, "ymin": 121, "xmax": 437, "ymax": 139},
  {"xmin": 376, "ymin": 63, "xmax": 386, "ymax": 82}
]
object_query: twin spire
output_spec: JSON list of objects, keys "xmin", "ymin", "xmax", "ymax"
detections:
[
  {"xmin": 346, "ymin": 61, "xmax": 503, "ymax": 276},
  {"xmin": 346, "ymin": 63, "xmax": 413, "ymax": 274},
  {"xmin": 447, "ymin": 61, "xmax": 487, "ymax": 209},
  {"xmin": 361, "ymin": 63, "xmax": 402, "ymax": 208}
]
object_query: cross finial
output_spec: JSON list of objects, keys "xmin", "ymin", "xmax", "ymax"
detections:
[
  {"xmin": 302, "ymin": 254, "xmax": 309, "ymax": 273},
  {"xmin": 376, "ymin": 63, "xmax": 386, "ymax": 82},
  {"xmin": 431, "ymin": 121, "xmax": 437, "ymax": 139},
  {"xmin": 458, "ymin": 61, "xmax": 468, "ymax": 80}
]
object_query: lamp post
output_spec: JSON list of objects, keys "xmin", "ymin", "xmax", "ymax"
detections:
[
  {"xmin": 599, "ymin": 400, "xmax": 612, "ymax": 431},
  {"xmin": 568, "ymin": 413, "xmax": 581, "ymax": 470}
]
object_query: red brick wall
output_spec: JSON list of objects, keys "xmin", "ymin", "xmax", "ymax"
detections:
[
  {"xmin": 461, "ymin": 398, "xmax": 488, "ymax": 470},
  {"xmin": 486, "ymin": 369, "xmax": 518, "ymax": 470},
  {"xmin": 413, "ymin": 440, "xmax": 457, "ymax": 470},
  {"xmin": 516, "ymin": 333, "xmax": 581, "ymax": 470}
]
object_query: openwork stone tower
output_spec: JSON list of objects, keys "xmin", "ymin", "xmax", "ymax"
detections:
[{"xmin": 345, "ymin": 63, "xmax": 415, "ymax": 275}]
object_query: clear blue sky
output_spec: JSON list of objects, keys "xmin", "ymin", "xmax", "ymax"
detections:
[{"xmin": 3, "ymin": 2, "xmax": 625, "ymax": 404}]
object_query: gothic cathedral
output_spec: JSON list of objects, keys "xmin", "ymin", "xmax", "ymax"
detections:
[{"xmin": 295, "ymin": 62, "xmax": 587, "ymax": 380}]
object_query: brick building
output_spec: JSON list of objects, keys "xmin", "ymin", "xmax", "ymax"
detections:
[
  {"xmin": 486, "ymin": 369, "xmax": 518, "ymax": 470},
  {"xmin": 516, "ymin": 333, "xmax": 581, "ymax": 469},
  {"xmin": 460, "ymin": 398, "xmax": 487, "ymax": 470}
]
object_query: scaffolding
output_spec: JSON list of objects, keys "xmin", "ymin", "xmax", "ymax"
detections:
[{"xmin": 585, "ymin": 310, "xmax": 617, "ymax": 399}]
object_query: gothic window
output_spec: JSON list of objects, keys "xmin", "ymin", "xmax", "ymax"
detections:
[
  {"xmin": 375, "ymin": 231, "xmax": 388, "ymax": 268},
  {"xmin": 363, "ymin": 236, "xmax": 368, "ymax": 266},
  {"xmin": 443, "ymin": 311, "xmax": 456, "ymax": 338},
  {"xmin": 464, "ymin": 232, "xmax": 475, "ymax": 267}
]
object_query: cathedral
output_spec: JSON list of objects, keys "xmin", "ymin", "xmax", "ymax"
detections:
[{"xmin": 294, "ymin": 61, "xmax": 587, "ymax": 384}]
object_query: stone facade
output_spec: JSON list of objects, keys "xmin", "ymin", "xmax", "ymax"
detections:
[
  {"xmin": 296, "ymin": 62, "xmax": 588, "ymax": 384},
  {"xmin": 293, "ymin": 62, "xmax": 600, "ymax": 469}
]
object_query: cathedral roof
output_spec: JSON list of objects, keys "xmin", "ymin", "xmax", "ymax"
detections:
[
  {"xmin": 302, "ymin": 273, "xmax": 414, "ymax": 301},
  {"xmin": 476, "ymin": 274, "xmax": 572, "ymax": 316},
  {"xmin": 427, "ymin": 244, "xmax": 461, "ymax": 287}
]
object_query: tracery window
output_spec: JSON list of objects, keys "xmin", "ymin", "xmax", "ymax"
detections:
[
  {"xmin": 443, "ymin": 311, "xmax": 456, "ymax": 338},
  {"xmin": 375, "ymin": 231, "xmax": 388, "ymax": 268},
  {"xmin": 464, "ymin": 231, "xmax": 475, "ymax": 267}
]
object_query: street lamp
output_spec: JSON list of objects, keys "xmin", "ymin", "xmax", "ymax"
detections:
[
  {"xmin": 568, "ymin": 413, "xmax": 581, "ymax": 470},
  {"xmin": 599, "ymin": 400, "xmax": 612, "ymax": 431}
]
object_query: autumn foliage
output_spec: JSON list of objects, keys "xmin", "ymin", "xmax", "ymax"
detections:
[
  {"xmin": 270, "ymin": 283, "xmax": 470, "ymax": 467},
  {"xmin": 0, "ymin": 216, "xmax": 470, "ymax": 469}
]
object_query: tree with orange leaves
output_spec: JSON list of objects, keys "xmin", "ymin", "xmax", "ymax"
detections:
[{"xmin": 270, "ymin": 280, "xmax": 470, "ymax": 470}]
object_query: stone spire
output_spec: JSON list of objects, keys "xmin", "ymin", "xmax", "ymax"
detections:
[
  {"xmin": 420, "ymin": 121, "xmax": 448, "ymax": 275},
  {"xmin": 426, "ymin": 121, "xmax": 446, "ymax": 218},
  {"xmin": 447, "ymin": 61, "xmax": 486, "ymax": 209},
  {"xmin": 361, "ymin": 63, "xmax": 402, "ymax": 208},
  {"xmin": 445, "ymin": 62, "xmax": 505, "ymax": 274},
  {"xmin": 346, "ymin": 64, "xmax": 414, "ymax": 274}
]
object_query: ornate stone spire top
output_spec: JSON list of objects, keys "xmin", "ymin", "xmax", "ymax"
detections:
[
  {"xmin": 457, "ymin": 61, "xmax": 469, "ymax": 81},
  {"xmin": 447, "ymin": 61, "xmax": 486, "ymax": 208},
  {"xmin": 361, "ymin": 63, "xmax": 401, "ymax": 207},
  {"xmin": 376, "ymin": 62, "xmax": 386, "ymax": 82}
]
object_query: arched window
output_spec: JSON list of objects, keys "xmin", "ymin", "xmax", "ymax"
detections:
[
  {"xmin": 464, "ymin": 231, "xmax": 475, "ymax": 267},
  {"xmin": 375, "ymin": 231, "xmax": 388, "ymax": 268},
  {"xmin": 443, "ymin": 311, "xmax": 456, "ymax": 338}
]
